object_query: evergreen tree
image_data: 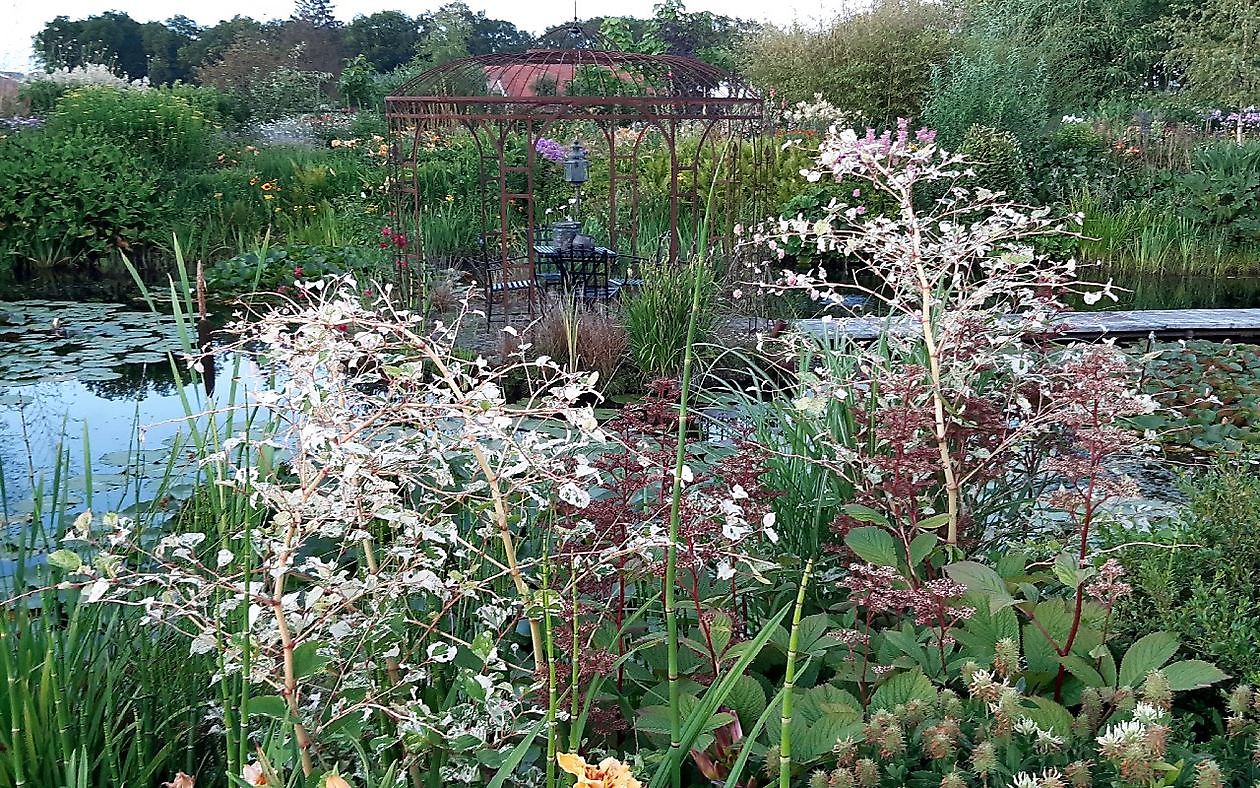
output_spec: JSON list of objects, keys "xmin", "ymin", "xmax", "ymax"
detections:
[{"xmin": 293, "ymin": 0, "xmax": 339, "ymax": 29}]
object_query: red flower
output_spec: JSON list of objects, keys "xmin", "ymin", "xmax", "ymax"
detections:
[
  {"xmin": 293, "ymin": 266, "xmax": 304, "ymax": 277},
  {"xmin": 394, "ymin": 234, "xmax": 408, "ymax": 248}
]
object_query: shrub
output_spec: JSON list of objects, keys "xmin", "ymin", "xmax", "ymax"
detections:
[
  {"xmin": 623, "ymin": 258, "xmax": 719, "ymax": 376},
  {"xmin": 19, "ymin": 64, "xmax": 147, "ymax": 113},
  {"xmin": 1110, "ymin": 457, "xmax": 1260, "ymax": 682},
  {"xmin": 527, "ymin": 296, "xmax": 629, "ymax": 386},
  {"xmin": 743, "ymin": 3, "xmax": 954, "ymax": 125},
  {"xmin": 958, "ymin": 124, "xmax": 1032, "ymax": 200},
  {"xmin": 0, "ymin": 129, "xmax": 168, "ymax": 263},
  {"xmin": 924, "ymin": 44, "xmax": 1050, "ymax": 148},
  {"xmin": 47, "ymin": 86, "xmax": 214, "ymax": 169},
  {"xmin": 163, "ymin": 82, "xmax": 248, "ymax": 127},
  {"xmin": 204, "ymin": 242, "xmax": 388, "ymax": 294},
  {"xmin": 1170, "ymin": 140, "xmax": 1260, "ymax": 248}
]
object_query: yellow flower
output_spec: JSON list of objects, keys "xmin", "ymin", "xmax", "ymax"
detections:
[
  {"xmin": 556, "ymin": 753, "xmax": 640, "ymax": 788},
  {"xmin": 213, "ymin": 192, "xmax": 223, "ymax": 199},
  {"xmin": 264, "ymin": 194, "xmax": 275, "ymax": 201},
  {"xmin": 445, "ymin": 193, "xmax": 455, "ymax": 202}
]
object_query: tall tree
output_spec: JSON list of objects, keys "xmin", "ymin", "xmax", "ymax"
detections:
[
  {"xmin": 345, "ymin": 11, "xmax": 419, "ymax": 72},
  {"xmin": 744, "ymin": 2, "xmax": 953, "ymax": 122},
  {"xmin": 293, "ymin": 0, "xmax": 340, "ymax": 29},
  {"xmin": 178, "ymin": 16, "xmax": 264, "ymax": 75},
  {"xmin": 141, "ymin": 19, "xmax": 197, "ymax": 84},
  {"xmin": 33, "ymin": 12, "xmax": 149, "ymax": 79},
  {"xmin": 415, "ymin": 3, "xmax": 474, "ymax": 67},
  {"xmin": 1167, "ymin": 0, "xmax": 1260, "ymax": 115}
]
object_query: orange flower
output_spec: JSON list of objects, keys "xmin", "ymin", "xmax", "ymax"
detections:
[
  {"xmin": 556, "ymin": 753, "xmax": 640, "ymax": 788},
  {"xmin": 162, "ymin": 773, "xmax": 196, "ymax": 788},
  {"xmin": 323, "ymin": 774, "xmax": 352, "ymax": 788},
  {"xmin": 249, "ymin": 177, "xmax": 259, "ymax": 186},
  {"xmin": 261, "ymin": 181, "xmax": 276, "ymax": 191},
  {"xmin": 241, "ymin": 764, "xmax": 267, "ymax": 786}
]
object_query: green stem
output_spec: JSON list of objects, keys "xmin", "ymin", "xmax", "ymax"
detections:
[
  {"xmin": 780, "ymin": 559, "xmax": 815, "ymax": 788},
  {"xmin": 542, "ymin": 546, "xmax": 558, "ymax": 788},
  {"xmin": 569, "ymin": 559, "xmax": 581, "ymax": 751},
  {"xmin": 664, "ymin": 258, "xmax": 707, "ymax": 788}
]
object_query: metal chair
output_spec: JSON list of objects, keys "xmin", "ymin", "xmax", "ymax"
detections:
[
  {"xmin": 468, "ymin": 253, "xmax": 539, "ymax": 325},
  {"xmin": 557, "ymin": 248, "xmax": 617, "ymax": 308}
]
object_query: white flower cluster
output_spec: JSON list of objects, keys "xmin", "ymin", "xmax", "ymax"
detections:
[{"xmin": 34, "ymin": 63, "xmax": 149, "ymax": 89}]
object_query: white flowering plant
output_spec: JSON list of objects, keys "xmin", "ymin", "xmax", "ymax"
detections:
[{"xmin": 42, "ymin": 278, "xmax": 614, "ymax": 783}]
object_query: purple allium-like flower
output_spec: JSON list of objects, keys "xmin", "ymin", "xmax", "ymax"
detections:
[{"xmin": 534, "ymin": 137, "xmax": 566, "ymax": 163}]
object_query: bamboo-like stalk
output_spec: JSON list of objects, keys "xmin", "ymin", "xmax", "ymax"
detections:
[
  {"xmin": 779, "ymin": 559, "xmax": 814, "ymax": 788},
  {"xmin": 569, "ymin": 558, "xmax": 581, "ymax": 750},
  {"xmin": 469, "ymin": 444, "xmax": 546, "ymax": 668},
  {"xmin": 541, "ymin": 542, "xmax": 558, "ymax": 788},
  {"xmin": 664, "ymin": 258, "xmax": 707, "ymax": 788},
  {"xmin": 904, "ymin": 196, "xmax": 961, "ymax": 545}
]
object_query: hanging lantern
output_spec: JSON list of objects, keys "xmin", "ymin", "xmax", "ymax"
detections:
[{"xmin": 563, "ymin": 139, "xmax": 589, "ymax": 185}]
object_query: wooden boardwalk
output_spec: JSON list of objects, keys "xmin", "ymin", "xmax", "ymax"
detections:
[{"xmin": 793, "ymin": 308, "xmax": 1260, "ymax": 342}]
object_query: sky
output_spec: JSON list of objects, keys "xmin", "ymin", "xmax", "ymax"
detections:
[{"xmin": 0, "ymin": 0, "xmax": 849, "ymax": 72}]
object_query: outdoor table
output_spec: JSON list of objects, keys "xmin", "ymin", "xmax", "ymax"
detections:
[{"xmin": 533, "ymin": 244, "xmax": 618, "ymax": 290}]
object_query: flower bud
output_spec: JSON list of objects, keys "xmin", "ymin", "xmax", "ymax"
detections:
[
  {"xmin": 940, "ymin": 771, "xmax": 966, "ymax": 788},
  {"xmin": 1141, "ymin": 670, "xmax": 1172, "ymax": 711},
  {"xmin": 1065, "ymin": 760, "xmax": 1092, "ymax": 788},
  {"xmin": 854, "ymin": 758, "xmax": 879, "ymax": 788},
  {"xmin": 970, "ymin": 740, "xmax": 997, "ymax": 777},
  {"xmin": 994, "ymin": 637, "xmax": 1020, "ymax": 678},
  {"xmin": 1229, "ymin": 685, "xmax": 1253, "ymax": 715},
  {"xmin": 1194, "ymin": 759, "xmax": 1223, "ymax": 788}
]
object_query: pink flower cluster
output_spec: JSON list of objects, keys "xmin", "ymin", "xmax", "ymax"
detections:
[
  {"xmin": 379, "ymin": 226, "xmax": 408, "ymax": 249},
  {"xmin": 814, "ymin": 118, "xmax": 940, "ymax": 179},
  {"xmin": 842, "ymin": 563, "xmax": 975, "ymax": 628},
  {"xmin": 1085, "ymin": 558, "xmax": 1132, "ymax": 609}
]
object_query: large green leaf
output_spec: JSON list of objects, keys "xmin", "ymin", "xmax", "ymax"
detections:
[
  {"xmin": 845, "ymin": 526, "xmax": 899, "ymax": 567},
  {"xmin": 869, "ymin": 668, "xmax": 936, "ymax": 712},
  {"xmin": 726, "ymin": 674, "xmax": 767, "ymax": 729},
  {"xmin": 954, "ymin": 591, "xmax": 1020, "ymax": 662},
  {"xmin": 945, "ymin": 561, "xmax": 1015, "ymax": 612},
  {"xmin": 1023, "ymin": 696, "xmax": 1075, "ymax": 741},
  {"xmin": 1118, "ymin": 631, "xmax": 1179, "ymax": 688},
  {"xmin": 1161, "ymin": 660, "xmax": 1229, "ymax": 691}
]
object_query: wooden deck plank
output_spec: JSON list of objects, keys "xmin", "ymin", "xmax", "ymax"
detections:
[{"xmin": 793, "ymin": 308, "xmax": 1260, "ymax": 342}]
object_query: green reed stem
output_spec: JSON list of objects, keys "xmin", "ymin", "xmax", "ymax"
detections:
[
  {"xmin": 664, "ymin": 257, "xmax": 707, "ymax": 788},
  {"xmin": 780, "ymin": 559, "xmax": 814, "ymax": 788}
]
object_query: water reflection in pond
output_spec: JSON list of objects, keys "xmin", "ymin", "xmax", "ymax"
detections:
[{"xmin": 0, "ymin": 299, "xmax": 267, "ymax": 527}]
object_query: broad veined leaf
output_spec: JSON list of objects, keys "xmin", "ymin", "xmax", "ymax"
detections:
[
  {"xmin": 945, "ymin": 561, "xmax": 1015, "ymax": 612},
  {"xmin": 1118, "ymin": 631, "xmax": 1179, "ymax": 688},
  {"xmin": 845, "ymin": 526, "xmax": 899, "ymax": 567},
  {"xmin": 869, "ymin": 668, "xmax": 936, "ymax": 712},
  {"xmin": 1161, "ymin": 660, "xmax": 1229, "ymax": 691}
]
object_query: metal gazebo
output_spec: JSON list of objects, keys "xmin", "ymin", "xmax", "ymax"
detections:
[{"xmin": 385, "ymin": 24, "xmax": 766, "ymax": 312}]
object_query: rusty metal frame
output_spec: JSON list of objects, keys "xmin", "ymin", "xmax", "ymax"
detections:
[{"xmin": 386, "ymin": 25, "xmax": 766, "ymax": 316}]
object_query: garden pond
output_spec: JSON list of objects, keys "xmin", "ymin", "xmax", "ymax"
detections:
[{"xmin": 0, "ymin": 298, "xmax": 267, "ymax": 562}]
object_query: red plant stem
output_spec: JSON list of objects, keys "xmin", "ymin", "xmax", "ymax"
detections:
[
  {"xmin": 688, "ymin": 564, "xmax": 719, "ymax": 673},
  {"xmin": 1054, "ymin": 401, "xmax": 1103, "ymax": 702}
]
